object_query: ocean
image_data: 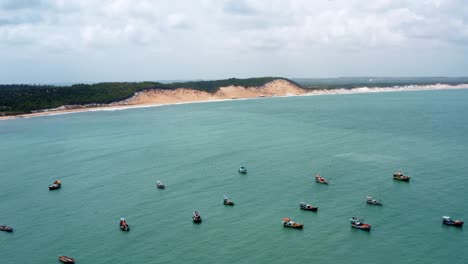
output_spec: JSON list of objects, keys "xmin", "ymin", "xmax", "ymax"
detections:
[{"xmin": 0, "ymin": 89, "xmax": 467, "ymax": 264}]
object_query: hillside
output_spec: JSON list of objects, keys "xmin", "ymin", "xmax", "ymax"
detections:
[
  {"xmin": 122, "ymin": 79, "xmax": 305, "ymax": 106},
  {"xmin": 0, "ymin": 77, "xmax": 296, "ymax": 115}
]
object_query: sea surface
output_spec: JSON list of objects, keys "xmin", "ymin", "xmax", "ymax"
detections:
[{"xmin": 1, "ymin": 90, "xmax": 467, "ymax": 264}]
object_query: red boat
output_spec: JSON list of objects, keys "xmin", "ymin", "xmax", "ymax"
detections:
[
  {"xmin": 299, "ymin": 202, "xmax": 318, "ymax": 211},
  {"xmin": 120, "ymin": 218, "xmax": 130, "ymax": 231},
  {"xmin": 350, "ymin": 217, "xmax": 371, "ymax": 231},
  {"xmin": 282, "ymin": 218, "xmax": 303, "ymax": 229},
  {"xmin": 442, "ymin": 216, "xmax": 464, "ymax": 227},
  {"xmin": 59, "ymin": 255, "xmax": 75, "ymax": 263},
  {"xmin": 315, "ymin": 174, "xmax": 328, "ymax": 184}
]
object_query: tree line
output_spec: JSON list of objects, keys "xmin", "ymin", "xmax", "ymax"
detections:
[{"xmin": 0, "ymin": 77, "xmax": 291, "ymax": 115}]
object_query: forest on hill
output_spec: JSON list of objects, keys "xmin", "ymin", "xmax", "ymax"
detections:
[{"xmin": 0, "ymin": 77, "xmax": 289, "ymax": 115}]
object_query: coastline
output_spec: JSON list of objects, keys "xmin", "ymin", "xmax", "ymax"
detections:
[{"xmin": 1, "ymin": 82, "xmax": 468, "ymax": 121}]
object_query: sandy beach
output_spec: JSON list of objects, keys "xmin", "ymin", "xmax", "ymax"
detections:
[{"xmin": 1, "ymin": 80, "xmax": 468, "ymax": 121}]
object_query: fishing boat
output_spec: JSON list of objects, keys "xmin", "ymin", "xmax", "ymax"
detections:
[
  {"xmin": 119, "ymin": 218, "xmax": 130, "ymax": 231},
  {"xmin": 0, "ymin": 225, "xmax": 13, "ymax": 232},
  {"xmin": 193, "ymin": 211, "xmax": 202, "ymax": 223},
  {"xmin": 156, "ymin": 181, "xmax": 165, "ymax": 189},
  {"xmin": 282, "ymin": 218, "xmax": 303, "ymax": 229},
  {"xmin": 393, "ymin": 171, "xmax": 410, "ymax": 181},
  {"xmin": 223, "ymin": 195, "xmax": 234, "ymax": 206},
  {"xmin": 315, "ymin": 174, "xmax": 328, "ymax": 184},
  {"xmin": 49, "ymin": 180, "xmax": 62, "ymax": 190},
  {"xmin": 442, "ymin": 216, "xmax": 464, "ymax": 227},
  {"xmin": 366, "ymin": 196, "xmax": 382, "ymax": 205},
  {"xmin": 58, "ymin": 256, "xmax": 75, "ymax": 263},
  {"xmin": 299, "ymin": 202, "xmax": 318, "ymax": 211},
  {"xmin": 238, "ymin": 166, "xmax": 247, "ymax": 174},
  {"xmin": 349, "ymin": 217, "xmax": 371, "ymax": 231}
]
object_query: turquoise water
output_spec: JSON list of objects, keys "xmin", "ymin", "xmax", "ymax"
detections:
[{"xmin": 1, "ymin": 90, "xmax": 467, "ymax": 264}]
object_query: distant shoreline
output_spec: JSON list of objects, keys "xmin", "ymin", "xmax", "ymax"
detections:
[{"xmin": 1, "ymin": 83, "xmax": 468, "ymax": 121}]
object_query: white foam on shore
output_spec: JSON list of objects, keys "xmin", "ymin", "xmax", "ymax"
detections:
[{"xmin": 2, "ymin": 84, "xmax": 468, "ymax": 121}]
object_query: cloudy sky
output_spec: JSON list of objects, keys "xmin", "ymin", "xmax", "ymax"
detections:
[{"xmin": 0, "ymin": 0, "xmax": 467, "ymax": 83}]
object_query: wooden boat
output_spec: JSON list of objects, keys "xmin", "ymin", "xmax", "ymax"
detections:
[
  {"xmin": 442, "ymin": 216, "xmax": 464, "ymax": 227},
  {"xmin": 58, "ymin": 255, "xmax": 75, "ymax": 263},
  {"xmin": 350, "ymin": 217, "xmax": 371, "ymax": 231},
  {"xmin": 193, "ymin": 211, "xmax": 202, "ymax": 223},
  {"xmin": 282, "ymin": 218, "xmax": 303, "ymax": 229},
  {"xmin": 366, "ymin": 196, "xmax": 382, "ymax": 205},
  {"xmin": 299, "ymin": 202, "xmax": 318, "ymax": 211},
  {"xmin": 393, "ymin": 171, "xmax": 410, "ymax": 181},
  {"xmin": 315, "ymin": 174, "xmax": 328, "ymax": 184},
  {"xmin": 238, "ymin": 166, "xmax": 247, "ymax": 174},
  {"xmin": 223, "ymin": 195, "xmax": 234, "ymax": 206},
  {"xmin": 119, "ymin": 218, "xmax": 130, "ymax": 231},
  {"xmin": 49, "ymin": 180, "xmax": 62, "ymax": 190},
  {"xmin": 156, "ymin": 181, "xmax": 165, "ymax": 189},
  {"xmin": 0, "ymin": 225, "xmax": 13, "ymax": 232}
]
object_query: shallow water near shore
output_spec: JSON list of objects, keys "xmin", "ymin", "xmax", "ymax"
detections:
[{"xmin": 1, "ymin": 89, "xmax": 467, "ymax": 264}]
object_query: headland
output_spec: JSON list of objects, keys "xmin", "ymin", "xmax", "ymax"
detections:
[{"xmin": 1, "ymin": 77, "xmax": 468, "ymax": 120}]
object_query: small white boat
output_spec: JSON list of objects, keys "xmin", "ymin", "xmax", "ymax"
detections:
[
  {"xmin": 393, "ymin": 171, "xmax": 410, "ymax": 181},
  {"xmin": 156, "ymin": 181, "xmax": 165, "ymax": 189},
  {"xmin": 223, "ymin": 195, "xmax": 234, "ymax": 206},
  {"xmin": 238, "ymin": 166, "xmax": 247, "ymax": 174},
  {"xmin": 193, "ymin": 211, "xmax": 202, "ymax": 223},
  {"xmin": 366, "ymin": 196, "xmax": 382, "ymax": 205},
  {"xmin": 299, "ymin": 202, "xmax": 318, "ymax": 211}
]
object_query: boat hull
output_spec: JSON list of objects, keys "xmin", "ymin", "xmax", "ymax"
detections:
[
  {"xmin": 238, "ymin": 166, "xmax": 247, "ymax": 174},
  {"xmin": 393, "ymin": 177, "xmax": 410, "ymax": 181},
  {"xmin": 283, "ymin": 222, "xmax": 303, "ymax": 229},
  {"xmin": 300, "ymin": 206, "xmax": 318, "ymax": 211},
  {"xmin": 351, "ymin": 224, "xmax": 371, "ymax": 231},
  {"xmin": 443, "ymin": 221, "xmax": 464, "ymax": 227},
  {"xmin": 0, "ymin": 225, "xmax": 13, "ymax": 232},
  {"xmin": 49, "ymin": 184, "xmax": 61, "ymax": 190}
]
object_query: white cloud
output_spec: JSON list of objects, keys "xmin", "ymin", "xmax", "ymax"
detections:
[
  {"xmin": 167, "ymin": 13, "xmax": 189, "ymax": 29},
  {"xmin": 0, "ymin": 0, "xmax": 467, "ymax": 82}
]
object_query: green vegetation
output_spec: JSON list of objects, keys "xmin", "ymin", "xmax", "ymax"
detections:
[
  {"xmin": 294, "ymin": 77, "xmax": 468, "ymax": 90},
  {"xmin": 0, "ymin": 77, "xmax": 290, "ymax": 115}
]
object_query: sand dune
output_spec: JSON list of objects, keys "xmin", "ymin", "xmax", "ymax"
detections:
[{"xmin": 122, "ymin": 79, "xmax": 305, "ymax": 105}]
